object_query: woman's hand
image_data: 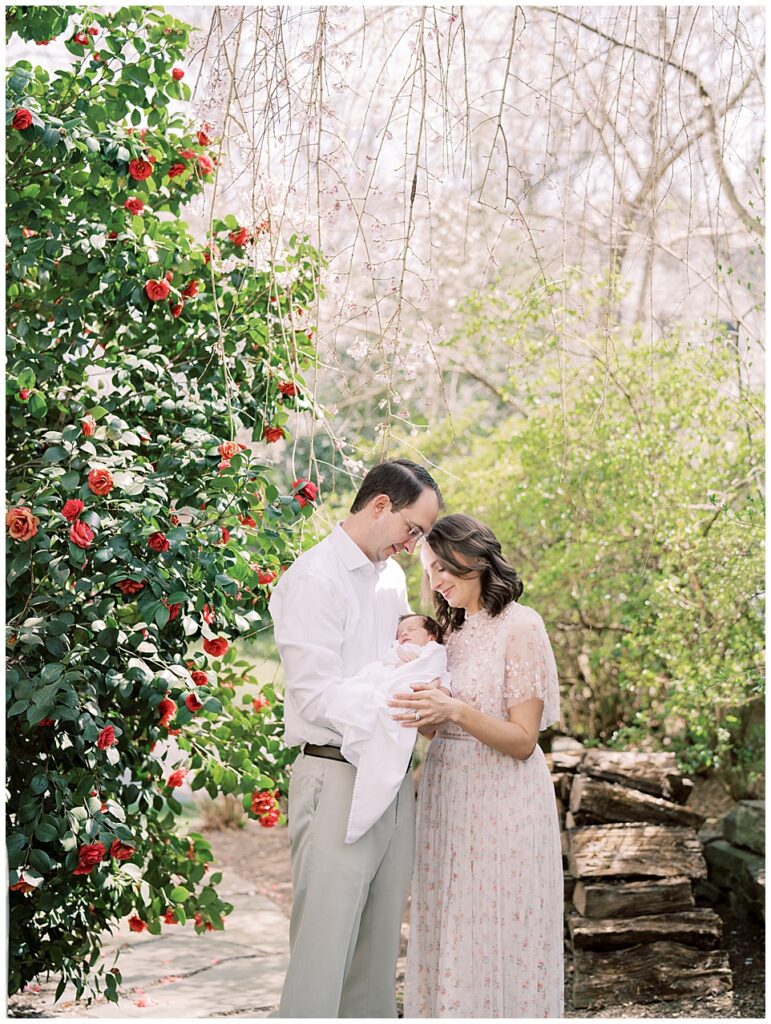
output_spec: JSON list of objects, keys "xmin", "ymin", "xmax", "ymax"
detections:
[{"xmin": 388, "ymin": 682, "xmax": 462, "ymax": 728}]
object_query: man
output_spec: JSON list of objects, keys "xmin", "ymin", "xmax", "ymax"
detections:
[{"xmin": 270, "ymin": 459, "xmax": 443, "ymax": 1018}]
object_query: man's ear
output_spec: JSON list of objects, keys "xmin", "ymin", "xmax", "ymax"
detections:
[{"xmin": 370, "ymin": 493, "xmax": 391, "ymax": 517}]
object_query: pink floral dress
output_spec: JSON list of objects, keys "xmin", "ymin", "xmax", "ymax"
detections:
[{"xmin": 404, "ymin": 602, "xmax": 564, "ymax": 1018}]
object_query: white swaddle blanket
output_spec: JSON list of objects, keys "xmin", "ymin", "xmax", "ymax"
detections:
[{"xmin": 324, "ymin": 640, "xmax": 450, "ymax": 844}]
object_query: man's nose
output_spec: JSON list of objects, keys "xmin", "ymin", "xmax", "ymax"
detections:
[{"xmin": 404, "ymin": 537, "xmax": 419, "ymax": 554}]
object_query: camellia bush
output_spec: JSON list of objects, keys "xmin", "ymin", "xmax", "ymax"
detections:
[{"xmin": 6, "ymin": 5, "xmax": 323, "ymax": 1001}]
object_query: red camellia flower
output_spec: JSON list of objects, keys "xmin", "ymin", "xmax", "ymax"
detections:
[
  {"xmin": 167, "ymin": 162, "xmax": 186, "ymax": 179},
  {"xmin": 167, "ymin": 768, "xmax": 188, "ymax": 788},
  {"xmin": 181, "ymin": 279, "xmax": 199, "ymax": 298},
  {"xmin": 218, "ymin": 440, "xmax": 246, "ymax": 460},
  {"xmin": 72, "ymin": 31, "xmax": 90, "ymax": 44},
  {"xmin": 169, "ymin": 300, "xmax": 184, "ymax": 318},
  {"xmin": 178, "ymin": 149, "xmax": 195, "ymax": 159},
  {"xmin": 6, "ymin": 507, "xmax": 40, "ymax": 543},
  {"xmin": 88, "ymin": 25, "xmax": 99, "ymax": 36},
  {"xmin": 10, "ymin": 877, "xmax": 35, "ymax": 894},
  {"xmin": 239, "ymin": 515, "xmax": 257, "ymax": 527},
  {"xmin": 61, "ymin": 499, "xmax": 85, "ymax": 522},
  {"xmin": 196, "ymin": 129, "xmax": 211, "ymax": 146},
  {"xmin": 145, "ymin": 278, "xmax": 171, "ymax": 302},
  {"xmin": 18, "ymin": 388, "xmax": 31, "ymax": 400},
  {"xmin": 259, "ymin": 808, "xmax": 280, "ymax": 828},
  {"xmin": 185, "ymin": 693, "xmax": 203, "ymax": 713},
  {"xmin": 128, "ymin": 916, "xmax": 147, "ymax": 933},
  {"xmin": 70, "ymin": 520, "xmax": 95, "ymax": 548},
  {"xmin": 252, "ymin": 695, "xmax": 270, "ymax": 713},
  {"xmin": 263, "ymin": 426, "xmax": 285, "ymax": 443},
  {"xmin": 158, "ymin": 697, "xmax": 176, "ymax": 728},
  {"xmin": 87, "ymin": 467, "xmax": 113, "ymax": 495},
  {"xmin": 278, "ymin": 380, "xmax": 298, "ymax": 397},
  {"xmin": 256, "ymin": 568, "xmax": 278, "ymax": 585},
  {"xmin": 191, "ymin": 670, "xmax": 208, "ymax": 686},
  {"xmin": 73, "ymin": 841, "xmax": 106, "ymax": 875},
  {"xmin": 220, "ymin": 527, "xmax": 230, "ymax": 544},
  {"xmin": 12, "ymin": 108, "xmax": 33, "ymax": 130},
  {"xmin": 128, "ymin": 158, "xmax": 153, "ymax": 181},
  {"xmin": 203, "ymin": 637, "xmax": 229, "ymax": 658},
  {"xmin": 81, "ymin": 414, "xmax": 96, "ymax": 437},
  {"xmin": 162, "ymin": 600, "xmax": 181, "ymax": 622},
  {"xmin": 117, "ymin": 578, "xmax": 144, "ymax": 596},
  {"xmin": 147, "ymin": 531, "xmax": 170, "ymax": 553},
  {"xmin": 197, "ymin": 154, "xmax": 215, "ymax": 175},
  {"xmin": 217, "ymin": 459, "xmax": 231, "ymax": 471},
  {"xmin": 228, "ymin": 226, "xmax": 249, "ymax": 247},
  {"xmin": 124, "ymin": 197, "xmax": 144, "ymax": 215},
  {"xmin": 163, "ymin": 907, "xmax": 178, "ymax": 925},
  {"xmin": 172, "ymin": 67, "xmax": 185, "ymax": 80},
  {"xmin": 109, "ymin": 839, "xmax": 134, "ymax": 861},
  {"xmin": 250, "ymin": 789, "xmax": 276, "ymax": 815},
  {"xmin": 96, "ymin": 725, "xmax": 117, "ymax": 750},
  {"xmin": 202, "ymin": 604, "xmax": 216, "ymax": 625},
  {"xmin": 293, "ymin": 478, "xmax": 319, "ymax": 508}
]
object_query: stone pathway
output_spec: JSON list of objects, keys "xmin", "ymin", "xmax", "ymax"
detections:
[{"xmin": 11, "ymin": 870, "xmax": 288, "ymax": 1018}]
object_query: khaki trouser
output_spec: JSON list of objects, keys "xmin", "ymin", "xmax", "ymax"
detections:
[{"xmin": 278, "ymin": 752, "xmax": 415, "ymax": 1018}]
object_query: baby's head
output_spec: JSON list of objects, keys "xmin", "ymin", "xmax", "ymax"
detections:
[{"xmin": 396, "ymin": 614, "xmax": 444, "ymax": 647}]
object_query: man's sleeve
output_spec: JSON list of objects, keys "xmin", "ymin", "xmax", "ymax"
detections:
[{"xmin": 270, "ymin": 572, "xmax": 352, "ymax": 730}]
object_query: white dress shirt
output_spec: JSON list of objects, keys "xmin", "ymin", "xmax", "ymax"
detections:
[{"xmin": 269, "ymin": 523, "xmax": 411, "ymax": 748}]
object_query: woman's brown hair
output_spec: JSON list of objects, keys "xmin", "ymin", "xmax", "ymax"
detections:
[{"xmin": 424, "ymin": 514, "xmax": 523, "ymax": 635}]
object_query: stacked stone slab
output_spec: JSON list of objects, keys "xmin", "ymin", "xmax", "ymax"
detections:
[
  {"xmin": 546, "ymin": 742, "xmax": 733, "ymax": 1011},
  {"xmin": 702, "ymin": 800, "xmax": 765, "ymax": 921}
]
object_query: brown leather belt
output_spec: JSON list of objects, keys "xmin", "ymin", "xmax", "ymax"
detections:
[
  {"xmin": 302, "ymin": 743, "xmax": 412, "ymax": 773},
  {"xmin": 302, "ymin": 743, "xmax": 349, "ymax": 763}
]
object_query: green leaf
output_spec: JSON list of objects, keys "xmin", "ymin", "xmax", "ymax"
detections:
[
  {"xmin": 29, "ymin": 848, "xmax": 53, "ymax": 873},
  {"xmin": 34, "ymin": 821, "xmax": 60, "ymax": 843},
  {"xmin": 27, "ymin": 393, "xmax": 48, "ymax": 419},
  {"xmin": 42, "ymin": 445, "xmax": 69, "ymax": 464},
  {"xmin": 96, "ymin": 627, "xmax": 119, "ymax": 648},
  {"xmin": 170, "ymin": 885, "xmax": 190, "ymax": 903}
]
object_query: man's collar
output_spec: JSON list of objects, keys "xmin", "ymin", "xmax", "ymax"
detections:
[{"xmin": 331, "ymin": 523, "xmax": 387, "ymax": 574}]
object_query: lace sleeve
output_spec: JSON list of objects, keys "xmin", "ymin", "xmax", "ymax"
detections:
[{"xmin": 502, "ymin": 608, "xmax": 561, "ymax": 729}]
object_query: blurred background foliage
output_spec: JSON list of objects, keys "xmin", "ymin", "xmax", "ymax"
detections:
[{"xmin": 301, "ymin": 271, "xmax": 764, "ymax": 797}]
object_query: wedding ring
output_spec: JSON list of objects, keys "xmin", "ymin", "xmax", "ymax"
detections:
[{"xmin": 415, "ymin": 711, "xmax": 421, "ymax": 721}]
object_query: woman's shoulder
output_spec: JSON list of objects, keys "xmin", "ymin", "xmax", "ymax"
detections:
[{"xmin": 497, "ymin": 601, "xmax": 548, "ymax": 637}]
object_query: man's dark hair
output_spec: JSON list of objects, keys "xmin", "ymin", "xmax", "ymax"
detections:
[
  {"xmin": 398, "ymin": 613, "xmax": 444, "ymax": 645},
  {"xmin": 350, "ymin": 459, "xmax": 444, "ymax": 514}
]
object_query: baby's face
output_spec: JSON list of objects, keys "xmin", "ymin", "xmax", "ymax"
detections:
[{"xmin": 396, "ymin": 617, "xmax": 432, "ymax": 646}]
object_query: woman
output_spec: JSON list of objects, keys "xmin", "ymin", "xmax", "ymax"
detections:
[{"xmin": 391, "ymin": 514, "xmax": 563, "ymax": 1018}]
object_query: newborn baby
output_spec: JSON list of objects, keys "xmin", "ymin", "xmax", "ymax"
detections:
[{"xmin": 334, "ymin": 614, "xmax": 451, "ymax": 844}]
